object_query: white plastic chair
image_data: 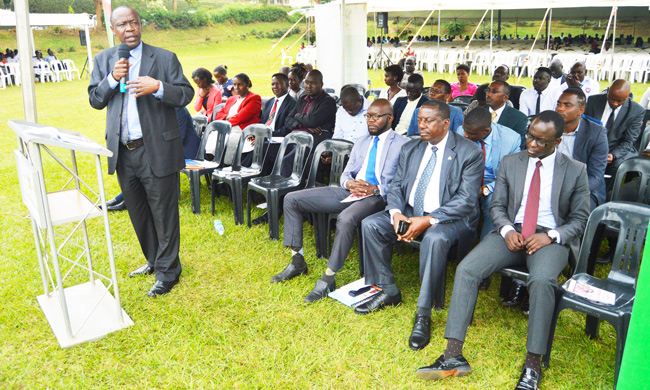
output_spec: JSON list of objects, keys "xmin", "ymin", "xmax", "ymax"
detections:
[
  {"xmin": 281, "ymin": 49, "xmax": 292, "ymax": 66},
  {"xmin": 49, "ymin": 60, "xmax": 67, "ymax": 81},
  {"xmin": 62, "ymin": 59, "xmax": 80, "ymax": 81},
  {"xmin": 5, "ymin": 63, "xmax": 20, "ymax": 86},
  {"xmin": 37, "ymin": 62, "xmax": 55, "ymax": 83},
  {"xmin": 0, "ymin": 67, "xmax": 7, "ymax": 89}
]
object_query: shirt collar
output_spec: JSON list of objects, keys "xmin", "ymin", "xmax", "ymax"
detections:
[
  {"xmin": 129, "ymin": 41, "xmax": 143, "ymax": 61},
  {"xmin": 531, "ymin": 149, "xmax": 557, "ymax": 168},
  {"xmin": 490, "ymin": 104, "xmax": 506, "ymax": 117},
  {"xmin": 483, "ymin": 126, "xmax": 494, "ymax": 146},
  {"xmin": 275, "ymin": 93, "xmax": 288, "ymax": 104}
]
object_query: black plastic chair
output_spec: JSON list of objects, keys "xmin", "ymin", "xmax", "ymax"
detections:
[
  {"xmin": 211, "ymin": 124, "xmax": 272, "ymax": 224},
  {"xmin": 191, "ymin": 114, "xmax": 208, "ymax": 137},
  {"xmin": 323, "ymin": 87, "xmax": 336, "ymax": 94},
  {"xmin": 342, "ymin": 83, "xmax": 367, "ymax": 96},
  {"xmin": 449, "ymin": 102, "xmax": 469, "ymax": 112},
  {"xmin": 526, "ymin": 114, "xmax": 536, "ymax": 128},
  {"xmin": 210, "ymin": 103, "xmax": 226, "ymax": 122},
  {"xmin": 422, "ymin": 87, "xmax": 430, "ymax": 97},
  {"xmin": 304, "ymin": 140, "xmax": 355, "ymax": 260},
  {"xmin": 180, "ymin": 120, "xmax": 231, "ymax": 214},
  {"xmin": 543, "ymin": 202, "xmax": 650, "ymax": 385},
  {"xmin": 246, "ymin": 132, "xmax": 314, "ymax": 240},
  {"xmin": 642, "ymin": 108, "xmax": 650, "ymax": 129},
  {"xmin": 450, "ymin": 95, "xmax": 473, "ymax": 105},
  {"xmin": 611, "ymin": 157, "xmax": 650, "ymax": 204},
  {"xmin": 364, "ymin": 88, "xmax": 382, "ymax": 100}
]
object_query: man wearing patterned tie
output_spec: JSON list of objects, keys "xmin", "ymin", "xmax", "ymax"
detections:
[
  {"xmin": 259, "ymin": 73, "xmax": 296, "ymax": 137},
  {"xmin": 414, "ymin": 111, "xmax": 590, "ymax": 390},
  {"xmin": 354, "ymin": 100, "xmax": 484, "ymax": 352},
  {"xmin": 271, "ymin": 99, "xmax": 408, "ymax": 303}
]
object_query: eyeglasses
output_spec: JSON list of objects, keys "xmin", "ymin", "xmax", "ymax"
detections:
[
  {"xmin": 364, "ymin": 113, "xmax": 391, "ymax": 121},
  {"xmin": 525, "ymin": 132, "xmax": 554, "ymax": 148}
]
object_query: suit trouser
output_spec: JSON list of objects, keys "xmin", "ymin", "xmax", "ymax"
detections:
[
  {"xmin": 362, "ymin": 208, "xmax": 470, "ymax": 310},
  {"xmin": 444, "ymin": 229, "xmax": 568, "ymax": 355},
  {"xmin": 283, "ymin": 187, "xmax": 385, "ymax": 272},
  {"xmin": 116, "ymin": 144, "xmax": 182, "ymax": 282},
  {"xmin": 479, "ymin": 193, "xmax": 495, "ymax": 239}
]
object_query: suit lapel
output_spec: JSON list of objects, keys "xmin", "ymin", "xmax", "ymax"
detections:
[
  {"xmin": 439, "ymin": 132, "xmax": 457, "ymax": 204},
  {"xmin": 377, "ymin": 131, "xmax": 395, "ymax": 177},
  {"xmin": 490, "ymin": 125, "xmax": 501, "ymax": 172},
  {"xmin": 551, "ymin": 152, "xmax": 567, "ymax": 221},
  {"xmin": 573, "ymin": 120, "xmax": 588, "ymax": 161},
  {"xmin": 498, "ymin": 106, "xmax": 510, "ymax": 125},
  {"xmin": 139, "ymin": 43, "xmax": 154, "ymax": 77},
  {"xmin": 514, "ymin": 151, "xmax": 528, "ymax": 210},
  {"xmin": 613, "ymin": 99, "xmax": 630, "ymax": 131}
]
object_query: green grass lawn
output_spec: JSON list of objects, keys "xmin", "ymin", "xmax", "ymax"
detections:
[{"xmin": 0, "ymin": 24, "xmax": 631, "ymax": 389}]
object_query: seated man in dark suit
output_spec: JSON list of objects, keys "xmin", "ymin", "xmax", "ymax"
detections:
[
  {"xmin": 584, "ymin": 79, "xmax": 644, "ymax": 187},
  {"xmin": 392, "ymin": 74, "xmax": 428, "ymax": 135},
  {"xmin": 492, "ymin": 64, "xmax": 523, "ymax": 109},
  {"xmin": 415, "ymin": 111, "xmax": 590, "ymax": 390},
  {"xmin": 487, "ymin": 80, "xmax": 529, "ymax": 148},
  {"xmin": 271, "ymin": 99, "xmax": 408, "ymax": 303},
  {"xmin": 407, "ymin": 79, "xmax": 463, "ymax": 136},
  {"xmin": 355, "ymin": 100, "xmax": 484, "ymax": 352}
]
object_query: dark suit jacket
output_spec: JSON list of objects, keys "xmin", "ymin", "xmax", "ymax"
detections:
[
  {"xmin": 509, "ymin": 85, "xmax": 524, "ymax": 110},
  {"xmin": 585, "ymin": 94, "xmax": 644, "ymax": 163},
  {"xmin": 573, "ymin": 117, "xmax": 609, "ymax": 209},
  {"xmin": 176, "ymin": 107, "xmax": 201, "ymax": 160},
  {"xmin": 498, "ymin": 105, "xmax": 529, "ymax": 149},
  {"xmin": 285, "ymin": 91, "xmax": 337, "ymax": 132},
  {"xmin": 490, "ymin": 150, "xmax": 591, "ymax": 251},
  {"xmin": 387, "ymin": 131, "xmax": 484, "ymax": 231},
  {"xmin": 392, "ymin": 95, "xmax": 428, "ymax": 130},
  {"xmin": 259, "ymin": 94, "xmax": 297, "ymax": 137},
  {"xmin": 88, "ymin": 43, "xmax": 194, "ymax": 177}
]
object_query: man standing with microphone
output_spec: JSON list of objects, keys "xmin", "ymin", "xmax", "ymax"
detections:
[{"xmin": 88, "ymin": 6, "xmax": 193, "ymax": 297}]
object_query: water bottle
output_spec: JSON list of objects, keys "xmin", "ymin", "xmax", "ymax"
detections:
[{"xmin": 213, "ymin": 219, "xmax": 225, "ymax": 236}]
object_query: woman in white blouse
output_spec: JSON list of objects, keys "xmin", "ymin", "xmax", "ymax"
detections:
[{"xmin": 378, "ymin": 64, "xmax": 407, "ymax": 105}]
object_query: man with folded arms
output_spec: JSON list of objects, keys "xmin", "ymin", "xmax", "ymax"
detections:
[
  {"xmin": 415, "ymin": 111, "xmax": 590, "ymax": 390},
  {"xmin": 355, "ymin": 100, "xmax": 484, "ymax": 352},
  {"xmin": 271, "ymin": 99, "xmax": 408, "ymax": 302}
]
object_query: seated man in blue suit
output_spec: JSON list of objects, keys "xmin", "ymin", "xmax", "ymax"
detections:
[
  {"xmin": 392, "ymin": 74, "xmax": 428, "ymax": 135},
  {"xmin": 487, "ymin": 80, "xmax": 529, "ymax": 148},
  {"xmin": 457, "ymin": 107, "xmax": 521, "ymax": 238},
  {"xmin": 407, "ymin": 79, "xmax": 463, "ymax": 136},
  {"xmin": 271, "ymin": 99, "xmax": 409, "ymax": 303}
]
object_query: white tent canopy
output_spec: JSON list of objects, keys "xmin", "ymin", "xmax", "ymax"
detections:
[{"xmin": 0, "ymin": 9, "xmax": 94, "ymax": 28}]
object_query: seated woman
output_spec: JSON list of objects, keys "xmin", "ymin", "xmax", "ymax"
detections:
[
  {"xmin": 213, "ymin": 65, "xmax": 234, "ymax": 98},
  {"xmin": 192, "ymin": 67, "xmax": 222, "ymax": 120},
  {"xmin": 450, "ymin": 64, "xmax": 477, "ymax": 99},
  {"xmin": 206, "ymin": 73, "xmax": 262, "ymax": 158},
  {"xmin": 378, "ymin": 64, "xmax": 407, "ymax": 105},
  {"xmin": 288, "ymin": 62, "xmax": 308, "ymax": 100}
]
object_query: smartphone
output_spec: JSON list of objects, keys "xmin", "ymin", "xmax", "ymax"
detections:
[{"xmin": 397, "ymin": 220, "xmax": 410, "ymax": 235}]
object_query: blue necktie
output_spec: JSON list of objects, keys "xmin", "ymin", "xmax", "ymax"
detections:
[
  {"xmin": 120, "ymin": 93, "xmax": 129, "ymax": 145},
  {"xmin": 365, "ymin": 136, "xmax": 380, "ymax": 185},
  {"xmin": 413, "ymin": 146, "xmax": 438, "ymax": 217}
]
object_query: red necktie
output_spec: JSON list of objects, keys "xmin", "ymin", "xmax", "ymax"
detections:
[
  {"xmin": 480, "ymin": 140, "xmax": 486, "ymax": 186},
  {"xmin": 266, "ymin": 99, "xmax": 278, "ymax": 126},
  {"xmin": 521, "ymin": 160, "xmax": 543, "ymax": 240}
]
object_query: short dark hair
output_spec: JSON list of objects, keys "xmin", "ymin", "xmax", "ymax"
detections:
[
  {"xmin": 420, "ymin": 99, "xmax": 450, "ymax": 120},
  {"xmin": 384, "ymin": 64, "xmax": 404, "ymax": 82},
  {"xmin": 213, "ymin": 65, "xmax": 228, "ymax": 75},
  {"xmin": 307, "ymin": 69, "xmax": 323, "ymax": 83},
  {"xmin": 561, "ymin": 87, "xmax": 587, "ymax": 108},
  {"xmin": 289, "ymin": 62, "xmax": 308, "ymax": 80},
  {"xmin": 491, "ymin": 80, "xmax": 511, "ymax": 95},
  {"xmin": 536, "ymin": 67, "xmax": 552, "ymax": 77},
  {"xmin": 271, "ymin": 73, "xmax": 289, "ymax": 84},
  {"xmin": 464, "ymin": 107, "xmax": 491, "ymax": 128},
  {"xmin": 340, "ymin": 86, "xmax": 361, "ymax": 104},
  {"xmin": 473, "ymin": 83, "xmax": 490, "ymax": 102},
  {"xmin": 191, "ymin": 68, "xmax": 214, "ymax": 84},
  {"xmin": 234, "ymin": 73, "xmax": 252, "ymax": 88},
  {"xmin": 434, "ymin": 79, "xmax": 452, "ymax": 95},
  {"xmin": 407, "ymin": 73, "xmax": 424, "ymax": 87},
  {"xmin": 534, "ymin": 110, "xmax": 565, "ymax": 139},
  {"xmin": 456, "ymin": 64, "xmax": 470, "ymax": 73}
]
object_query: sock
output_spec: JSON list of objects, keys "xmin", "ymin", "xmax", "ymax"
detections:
[
  {"xmin": 444, "ymin": 338, "xmax": 464, "ymax": 359},
  {"xmin": 291, "ymin": 247, "xmax": 304, "ymax": 256},
  {"xmin": 417, "ymin": 307, "xmax": 432, "ymax": 317},
  {"xmin": 523, "ymin": 352, "xmax": 542, "ymax": 373},
  {"xmin": 325, "ymin": 267, "xmax": 336, "ymax": 276},
  {"xmin": 320, "ymin": 272, "xmax": 335, "ymax": 286},
  {"xmin": 291, "ymin": 248, "xmax": 306, "ymax": 268},
  {"xmin": 378, "ymin": 283, "xmax": 399, "ymax": 297}
]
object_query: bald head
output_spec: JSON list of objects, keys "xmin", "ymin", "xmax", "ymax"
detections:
[
  {"xmin": 110, "ymin": 6, "xmax": 139, "ymax": 26},
  {"xmin": 607, "ymin": 79, "xmax": 631, "ymax": 110},
  {"xmin": 366, "ymin": 99, "xmax": 393, "ymax": 136},
  {"xmin": 368, "ymin": 98, "xmax": 393, "ymax": 115}
]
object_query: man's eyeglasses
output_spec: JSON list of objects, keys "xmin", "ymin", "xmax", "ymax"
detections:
[
  {"xmin": 525, "ymin": 132, "xmax": 554, "ymax": 148},
  {"xmin": 364, "ymin": 113, "xmax": 391, "ymax": 121}
]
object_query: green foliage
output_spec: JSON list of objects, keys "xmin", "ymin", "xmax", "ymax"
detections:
[
  {"xmin": 206, "ymin": 4, "xmax": 288, "ymax": 25},
  {"xmin": 138, "ymin": 5, "xmax": 287, "ymax": 30},
  {"xmin": 445, "ymin": 21, "xmax": 467, "ymax": 36},
  {"xmin": 24, "ymin": 0, "xmax": 74, "ymax": 13},
  {"xmin": 71, "ymin": 0, "xmax": 96, "ymax": 14}
]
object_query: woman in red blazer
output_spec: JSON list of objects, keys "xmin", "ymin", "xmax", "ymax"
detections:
[
  {"xmin": 192, "ymin": 67, "xmax": 222, "ymax": 120},
  {"xmin": 206, "ymin": 73, "xmax": 262, "ymax": 155}
]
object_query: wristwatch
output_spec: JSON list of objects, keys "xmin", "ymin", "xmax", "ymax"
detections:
[
  {"xmin": 547, "ymin": 232, "xmax": 558, "ymax": 243},
  {"xmin": 373, "ymin": 187, "xmax": 381, "ymax": 196},
  {"xmin": 429, "ymin": 217, "xmax": 439, "ymax": 226},
  {"xmin": 482, "ymin": 186, "xmax": 490, "ymax": 197}
]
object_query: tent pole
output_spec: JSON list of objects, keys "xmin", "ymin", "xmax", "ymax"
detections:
[
  {"xmin": 464, "ymin": 10, "xmax": 489, "ymax": 61},
  {"xmin": 261, "ymin": 15, "xmax": 305, "ymax": 60},
  {"xmin": 437, "ymin": 10, "xmax": 441, "ymax": 74},
  {"xmin": 14, "ymin": 0, "xmax": 37, "ymax": 123},
  {"xmin": 546, "ymin": 9, "xmax": 552, "ymax": 64},
  {"xmin": 405, "ymin": 9, "xmax": 435, "ymax": 53},
  {"xmin": 374, "ymin": 12, "xmax": 377, "ymax": 43},
  {"xmin": 490, "ymin": 9, "xmax": 493, "ymax": 73},
  {"xmin": 516, "ymin": 8, "xmax": 550, "ymax": 85},
  {"xmin": 600, "ymin": 7, "xmax": 615, "ymax": 55},
  {"xmin": 341, "ymin": 0, "xmax": 345, "ymax": 87},
  {"xmin": 84, "ymin": 25, "xmax": 93, "ymax": 74},
  {"xmin": 612, "ymin": 6, "xmax": 617, "ymax": 55},
  {"xmin": 497, "ymin": 10, "xmax": 501, "ymax": 44}
]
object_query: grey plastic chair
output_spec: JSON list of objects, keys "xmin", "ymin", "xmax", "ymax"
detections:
[{"xmin": 191, "ymin": 114, "xmax": 208, "ymax": 137}]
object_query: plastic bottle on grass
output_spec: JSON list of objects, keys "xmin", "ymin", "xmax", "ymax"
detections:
[{"xmin": 214, "ymin": 220, "xmax": 225, "ymax": 236}]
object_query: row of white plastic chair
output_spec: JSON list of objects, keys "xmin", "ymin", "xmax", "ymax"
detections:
[{"xmin": 1, "ymin": 59, "xmax": 81, "ymax": 89}]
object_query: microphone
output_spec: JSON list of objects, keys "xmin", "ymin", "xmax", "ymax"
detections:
[{"xmin": 117, "ymin": 44, "xmax": 130, "ymax": 93}]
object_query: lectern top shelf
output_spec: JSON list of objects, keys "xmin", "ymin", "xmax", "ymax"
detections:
[{"xmin": 8, "ymin": 120, "xmax": 113, "ymax": 157}]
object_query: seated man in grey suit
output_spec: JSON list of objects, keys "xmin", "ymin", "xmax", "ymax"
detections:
[
  {"xmin": 354, "ymin": 100, "xmax": 484, "ymax": 352},
  {"xmin": 271, "ymin": 99, "xmax": 409, "ymax": 303},
  {"xmin": 584, "ymin": 79, "xmax": 644, "ymax": 186},
  {"xmin": 415, "ymin": 111, "xmax": 590, "ymax": 390}
]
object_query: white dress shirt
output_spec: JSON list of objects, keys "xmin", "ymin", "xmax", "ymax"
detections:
[
  {"xmin": 346, "ymin": 129, "xmax": 391, "ymax": 194},
  {"xmin": 557, "ymin": 121, "xmax": 579, "ymax": 157},
  {"xmin": 489, "ymin": 104, "xmax": 506, "ymax": 123},
  {"xmin": 519, "ymin": 86, "xmax": 561, "ymax": 116},
  {"xmin": 378, "ymin": 88, "xmax": 407, "ymax": 106},
  {"xmin": 600, "ymin": 103, "xmax": 620, "ymax": 128},
  {"xmin": 266, "ymin": 93, "xmax": 288, "ymax": 129},
  {"xmin": 559, "ymin": 76, "xmax": 601, "ymax": 98},
  {"xmin": 333, "ymin": 99, "xmax": 370, "ymax": 142},
  {"xmin": 395, "ymin": 99, "xmax": 420, "ymax": 134},
  {"xmin": 500, "ymin": 150, "xmax": 561, "ymax": 242},
  {"xmin": 227, "ymin": 96, "xmax": 245, "ymax": 119}
]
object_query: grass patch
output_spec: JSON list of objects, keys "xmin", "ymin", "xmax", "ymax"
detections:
[{"xmin": 0, "ymin": 25, "xmax": 628, "ymax": 389}]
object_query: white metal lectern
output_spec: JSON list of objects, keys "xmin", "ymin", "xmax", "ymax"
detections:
[{"xmin": 9, "ymin": 119, "xmax": 133, "ymax": 348}]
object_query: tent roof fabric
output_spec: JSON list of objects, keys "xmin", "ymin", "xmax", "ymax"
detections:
[{"xmin": 0, "ymin": 9, "xmax": 94, "ymax": 27}]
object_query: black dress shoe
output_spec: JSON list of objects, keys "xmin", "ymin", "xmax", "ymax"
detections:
[
  {"xmin": 409, "ymin": 314, "xmax": 431, "ymax": 351},
  {"xmin": 502, "ymin": 282, "xmax": 528, "ymax": 307},
  {"xmin": 129, "ymin": 264, "xmax": 154, "ymax": 278},
  {"xmin": 148, "ymin": 279, "xmax": 179, "ymax": 297},
  {"xmin": 514, "ymin": 367, "xmax": 542, "ymax": 390},
  {"xmin": 478, "ymin": 277, "xmax": 491, "ymax": 290},
  {"xmin": 521, "ymin": 296, "xmax": 530, "ymax": 317},
  {"xmin": 354, "ymin": 291, "xmax": 402, "ymax": 315},
  {"xmin": 304, "ymin": 279, "xmax": 336, "ymax": 303},
  {"xmin": 105, "ymin": 196, "xmax": 120, "ymax": 207},
  {"xmin": 270, "ymin": 263, "xmax": 308, "ymax": 283},
  {"xmin": 107, "ymin": 200, "xmax": 126, "ymax": 211},
  {"xmin": 252, "ymin": 212, "xmax": 269, "ymax": 225},
  {"xmin": 415, "ymin": 354, "xmax": 472, "ymax": 380}
]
